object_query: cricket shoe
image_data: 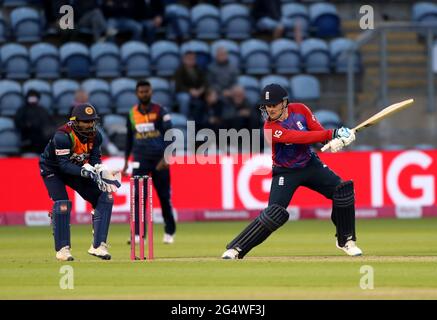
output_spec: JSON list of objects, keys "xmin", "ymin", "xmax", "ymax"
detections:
[
  {"xmin": 88, "ymin": 242, "xmax": 111, "ymax": 260},
  {"xmin": 163, "ymin": 233, "xmax": 174, "ymax": 244},
  {"xmin": 221, "ymin": 248, "xmax": 239, "ymax": 260},
  {"xmin": 126, "ymin": 235, "xmax": 140, "ymax": 245},
  {"xmin": 56, "ymin": 246, "xmax": 74, "ymax": 261},
  {"xmin": 336, "ymin": 240, "xmax": 363, "ymax": 256}
]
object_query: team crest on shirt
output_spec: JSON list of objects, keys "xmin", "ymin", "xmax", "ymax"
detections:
[
  {"xmin": 296, "ymin": 121, "xmax": 304, "ymax": 130},
  {"xmin": 273, "ymin": 130, "xmax": 283, "ymax": 138}
]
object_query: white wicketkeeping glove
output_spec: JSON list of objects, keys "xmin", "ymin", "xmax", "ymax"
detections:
[{"xmin": 94, "ymin": 164, "xmax": 122, "ymax": 193}]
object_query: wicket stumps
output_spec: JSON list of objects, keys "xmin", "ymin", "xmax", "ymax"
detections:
[{"xmin": 130, "ymin": 175, "xmax": 154, "ymax": 261}]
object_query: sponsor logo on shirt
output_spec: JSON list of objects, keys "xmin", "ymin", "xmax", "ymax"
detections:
[
  {"xmin": 136, "ymin": 123, "xmax": 155, "ymax": 133},
  {"xmin": 163, "ymin": 114, "xmax": 171, "ymax": 122},
  {"xmin": 297, "ymin": 121, "xmax": 304, "ymax": 130},
  {"xmin": 55, "ymin": 149, "xmax": 70, "ymax": 156}
]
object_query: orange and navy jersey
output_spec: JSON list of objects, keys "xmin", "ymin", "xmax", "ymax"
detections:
[
  {"xmin": 125, "ymin": 103, "xmax": 172, "ymax": 161},
  {"xmin": 39, "ymin": 123, "xmax": 102, "ymax": 176},
  {"xmin": 264, "ymin": 103, "xmax": 333, "ymax": 168}
]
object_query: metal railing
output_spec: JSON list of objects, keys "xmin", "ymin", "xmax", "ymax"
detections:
[{"xmin": 344, "ymin": 22, "xmax": 436, "ymax": 126}]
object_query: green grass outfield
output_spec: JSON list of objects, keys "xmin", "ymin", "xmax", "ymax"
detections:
[{"xmin": 1, "ymin": 218, "xmax": 437, "ymax": 299}]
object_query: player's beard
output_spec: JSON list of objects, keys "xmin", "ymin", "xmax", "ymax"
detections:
[{"xmin": 139, "ymin": 96, "xmax": 151, "ymax": 105}]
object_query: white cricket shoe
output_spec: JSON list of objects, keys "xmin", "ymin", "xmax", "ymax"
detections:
[
  {"xmin": 163, "ymin": 233, "xmax": 174, "ymax": 244},
  {"xmin": 88, "ymin": 242, "xmax": 111, "ymax": 260},
  {"xmin": 336, "ymin": 240, "xmax": 363, "ymax": 256},
  {"xmin": 56, "ymin": 246, "xmax": 74, "ymax": 261},
  {"xmin": 221, "ymin": 248, "xmax": 239, "ymax": 260}
]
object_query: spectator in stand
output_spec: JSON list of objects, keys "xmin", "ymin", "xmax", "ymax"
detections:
[
  {"xmin": 252, "ymin": 0, "xmax": 295, "ymax": 39},
  {"xmin": 223, "ymin": 85, "xmax": 260, "ymax": 132},
  {"xmin": 193, "ymin": 88, "xmax": 225, "ymax": 143},
  {"xmin": 14, "ymin": 90, "xmax": 56, "ymax": 155},
  {"xmin": 102, "ymin": 0, "xmax": 143, "ymax": 41},
  {"xmin": 70, "ymin": 89, "xmax": 122, "ymax": 156},
  {"xmin": 139, "ymin": 0, "xmax": 165, "ymax": 45},
  {"xmin": 72, "ymin": 0, "xmax": 117, "ymax": 42},
  {"xmin": 174, "ymin": 51, "xmax": 207, "ymax": 118},
  {"xmin": 207, "ymin": 47, "xmax": 238, "ymax": 100}
]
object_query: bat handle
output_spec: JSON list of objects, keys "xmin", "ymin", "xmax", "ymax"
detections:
[{"xmin": 321, "ymin": 142, "xmax": 330, "ymax": 152}]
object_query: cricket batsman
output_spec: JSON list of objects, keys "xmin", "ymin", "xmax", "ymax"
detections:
[
  {"xmin": 39, "ymin": 103, "xmax": 121, "ymax": 261},
  {"xmin": 222, "ymin": 83, "xmax": 363, "ymax": 259}
]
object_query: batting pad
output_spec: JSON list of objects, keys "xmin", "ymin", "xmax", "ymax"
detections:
[
  {"xmin": 226, "ymin": 205, "xmax": 289, "ymax": 259},
  {"xmin": 93, "ymin": 192, "xmax": 114, "ymax": 248},
  {"xmin": 333, "ymin": 181, "xmax": 356, "ymax": 247},
  {"xmin": 52, "ymin": 200, "xmax": 72, "ymax": 251}
]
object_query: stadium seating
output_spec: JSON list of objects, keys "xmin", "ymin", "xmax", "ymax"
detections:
[
  {"xmin": 221, "ymin": 4, "xmax": 251, "ymax": 40},
  {"xmin": 1, "ymin": 43, "xmax": 30, "ymax": 79},
  {"xmin": 150, "ymin": 40, "xmax": 180, "ymax": 77},
  {"xmin": 301, "ymin": 38, "xmax": 330, "ymax": 73},
  {"xmin": 313, "ymin": 109, "xmax": 341, "ymax": 129},
  {"xmin": 309, "ymin": 3, "xmax": 341, "ymax": 38},
  {"xmin": 260, "ymin": 75, "xmax": 290, "ymax": 96},
  {"xmin": 0, "ymin": 11, "xmax": 7, "ymax": 43},
  {"xmin": 412, "ymin": 2, "xmax": 437, "ymax": 23},
  {"xmin": 52, "ymin": 79, "xmax": 80, "ymax": 115},
  {"xmin": 281, "ymin": 3, "xmax": 310, "ymax": 38},
  {"xmin": 210, "ymin": 39, "xmax": 240, "ymax": 69},
  {"xmin": 3, "ymin": 0, "xmax": 31, "ymax": 7},
  {"xmin": 90, "ymin": 42, "xmax": 121, "ymax": 78},
  {"xmin": 270, "ymin": 38, "xmax": 301, "ymax": 74},
  {"xmin": 0, "ymin": 80, "xmax": 23, "ymax": 116},
  {"xmin": 237, "ymin": 75, "xmax": 260, "ymax": 105},
  {"xmin": 0, "ymin": 130, "xmax": 20, "ymax": 155},
  {"xmin": 148, "ymin": 77, "xmax": 173, "ymax": 109},
  {"xmin": 22, "ymin": 79, "xmax": 52, "ymax": 111},
  {"xmin": 10, "ymin": 7, "xmax": 42, "ymax": 42},
  {"xmin": 290, "ymin": 74, "xmax": 320, "ymax": 101},
  {"xmin": 120, "ymin": 41, "xmax": 150, "ymax": 77},
  {"xmin": 165, "ymin": 4, "xmax": 191, "ymax": 40},
  {"xmin": 111, "ymin": 78, "xmax": 137, "ymax": 114},
  {"xmin": 0, "ymin": 117, "xmax": 14, "ymax": 131},
  {"xmin": 330, "ymin": 38, "xmax": 361, "ymax": 73},
  {"xmin": 81, "ymin": 79, "xmax": 112, "ymax": 115},
  {"xmin": 180, "ymin": 39, "xmax": 211, "ymax": 70},
  {"xmin": 240, "ymin": 39, "xmax": 271, "ymax": 75},
  {"xmin": 59, "ymin": 42, "xmax": 91, "ymax": 79},
  {"xmin": 30, "ymin": 43, "xmax": 61, "ymax": 79},
  {"xmin": 102, "ymin": 114, "xmax": 127, "ymax": 136},
  {"xmin": 191, "ymin": 4, "xmax": 221, "ymax": 40}
]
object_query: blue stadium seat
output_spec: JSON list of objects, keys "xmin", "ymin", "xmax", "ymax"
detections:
[
  {"xmin": 309, "ymin": 3, "xmax": 341, "ymax": 38},
  {"xmin": 210, "ymin": 39, "xmax": 240, "ymax": 69},
  {"xmin": 165, "ymin": 4, "xmax": 191, "ymax": 40},
  {"xmin": 59, "ymin": 42, "xmax": 91, "ymax": 78},
  {"xmin": 330, "ymin": 38, "xmax": 361, "ymax": 73},
  {"xmin": 260, "ymin": 75, "xmax": 290, "ymax": 96},
  {"xmin": 120, "ymin": 41, "xmax": 150, "ymax": 77},
  {"xmin": 52, "ymin": 79, "xmax": 80, "ymax": 115},
  {"xmin": 281, "ymin": 3, "xmax": 310, "ymax": 38},
  {"xmin": 313, "ymin": 109, "xmax": 341, "ymax": 129},
  {"xmin": 0, "ymin": 130, "xmax": 20, "ymax": 155},
  {"xmin": 180, "ymin": 39, "xmax": 211, "ymax": 70},
  {"xmin": 81, "ymin": 79, "xmax": 112, "ymax": 115},
  {"xmin": 240, "ymin": 39, "xmax": 271, "ymax": 75},
  {"xmin": 1, "ymin": 43, "xmax": 30, "ymax": 79},
  {"xmin": 90, "ymin": 42, "xmax": 121, "ymax": 78},
  {"xmin": 301, "ymin": 38, "xmax": 330, "ymax": 73},
  {"xmin": 271, "ymin": 38, "xmax": 301, "ymax": 74},
  {"xmin": 30, "ymin": 43, "xmax": 60, "ymax": 79},
  {"xmin": 148, "ymin": 77, "xmax": 173, "ymax": 109},
  {"xmin": 191, "ymin": 4, "xmax": 221, "ymax": 39},
  {"xmin": 290, "ymin": 74, "xmax": 320, "ymax": 101},
  {"xmin": 0, "ymin": 11, "xmax": 7, "ymax": 43},
  {"xmin": 237, "ymin": 75, "xmax": 260, "ymax": 105},
  {"xmin": 102, "ymin": 114, "xmax": 127, "ymax": 136},
  {"xmin": 111, "ymin": 78, "xmax": 137, "ymax": 114},
  {"xmin": 0, "ymin": 117, "xmax": 15, "ymax": 131},
  {"xmin": 221, "ymin": 4, "xmax": 251, "ymax": 40},
  {"xmin": 412, "ymin": 2, "xmax": 437, "ymax": 23},
  {"xmin": 150, "ymin": 40, "xmax": 180, "ymax": 77},
  {"xmin": 0, "ymin": 80, "xmax": 23, "ymax": 116},
  {"xmin": 23, "ymin": 79, "xmax": 52, "ymax": 112},
  {"xmin": 10, "ymin": 7, "xmax": 42, "ymax": 42},
  {"xmin": 3, "ymin": 0, "xmax": 31, "ymax": 7}
]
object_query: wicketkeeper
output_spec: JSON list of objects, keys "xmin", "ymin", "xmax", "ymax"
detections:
[
  {"xmin": 222, "ymin": 83, "xmax": 362, "ymax": 259},
  {"xmin": 39, "ymin": 104, "xmax": 121, "ymax": 261}
]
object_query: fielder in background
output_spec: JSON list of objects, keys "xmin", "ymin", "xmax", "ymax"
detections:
[
  {"xmin": 222, "ymin": 83, "xmax": 362, "ymax": 259},
  {"xmin": 123, "ymin": 80, "xmax": 177, "ymax": 245},
  {"xmin": 39, "ymin": 104, "xmax": 121, "ymax": 261}
]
